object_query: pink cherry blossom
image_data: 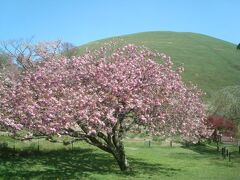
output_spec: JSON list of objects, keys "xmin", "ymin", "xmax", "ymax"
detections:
[{"xmin": 0, "ymin": 43, "xmax": 208, "ymax": 171}]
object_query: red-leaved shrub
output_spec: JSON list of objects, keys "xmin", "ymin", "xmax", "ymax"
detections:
[{"xmin": 206, "ymin": 115, "xmax": 237, "ymax": 138}]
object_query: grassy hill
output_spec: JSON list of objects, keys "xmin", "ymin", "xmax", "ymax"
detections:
[{"xmin": 76, "ymin": 31, "xmax": 240, "ymax": 99}]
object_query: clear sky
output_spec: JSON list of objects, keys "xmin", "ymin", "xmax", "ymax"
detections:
[{"xmin": 0, "ymin": 0, "xmax": 239, "ymax": 45}]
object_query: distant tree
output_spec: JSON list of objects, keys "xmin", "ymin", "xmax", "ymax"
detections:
[
  {"xmin": 61, "ymin": 42, "xmax": 77, "ymax": 58},
  {"xmin": 210, "ymin": 86, "xmax": 240, "ymax": 125},
  {"xmin": 206, "ymin": 115, "xmax": 237, "ymax": 151},
  {"xmin": 209, "ymin": 86, "xmax": 240, "ymax": 138},
  {"xmin": 206, "ymin": 116, "xmax": 237, "ymax": 138},
  {"xmin": 237, "ymin": 43, "xmax": 240, "ymax": 50},
  {"xmin": 0, "ymin": 53, "xmax": 18, "ymax": 81},
  {"xmin": 0, "ymin": 39, "xmax": 74, "ymax": 71},
  {"xmin": 0, "ymin": 53, "xmax": 8, "ymax": 67}
]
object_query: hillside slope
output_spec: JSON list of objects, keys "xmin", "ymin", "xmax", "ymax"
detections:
[{"xmin": 76, "ymin": 32, "xmax": 240, "ymax": 99}]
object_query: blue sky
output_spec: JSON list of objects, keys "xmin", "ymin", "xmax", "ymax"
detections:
[{"xmin": 0, "ymin": 0, "xmax": 239, "ymax": 45}]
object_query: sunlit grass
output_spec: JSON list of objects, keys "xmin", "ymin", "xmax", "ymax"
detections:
[{"xmin": 0, "ymin": 136, "xmax": 239, "ymax": 179}]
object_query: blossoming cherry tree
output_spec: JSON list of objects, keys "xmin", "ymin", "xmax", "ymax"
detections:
[{"xmin": 0, "ymin": 44, "xmax": 207, "ymax": 171}]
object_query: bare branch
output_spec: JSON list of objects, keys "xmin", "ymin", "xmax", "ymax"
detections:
[{"xmin": 0, "ymin": 38, "xmax": 75, "ymax": 71}]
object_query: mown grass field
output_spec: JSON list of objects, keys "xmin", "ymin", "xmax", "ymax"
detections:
[
  {"xmin": 0, "ymin": 136, "xmax": 240, "ymax": 179},
  {"xmin": 76, "ymin": 31, "xmax": 240, "ymax": 99}
]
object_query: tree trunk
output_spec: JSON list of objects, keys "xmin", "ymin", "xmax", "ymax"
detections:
[
  {"xmin": 83, "ymin": 132, "xmax": 130, "ymax": 171},
  {"xmin": 79, "ymin": 115, "xmax": 130, "ymax": 171},
  {"xmin": 111, "ymin": 143, "xmax": 129, "ymax": 171},
  {"xmin": 110, "ymin": 113, "xmax": 130, "ymax": 171}
]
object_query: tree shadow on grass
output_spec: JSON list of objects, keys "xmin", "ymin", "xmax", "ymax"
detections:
[
  {"xmin": 0, "ymin": 148, "xmax": 181, "ymax": 179},
  {"xmin": 181, "ymin": 143, "xmax": 219, "ymax": 156},
  {"xmin": 180, "ymin": 144, "xmax": 240, "ymax": 168}
]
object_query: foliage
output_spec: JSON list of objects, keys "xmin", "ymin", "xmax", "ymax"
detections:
[
  {"xmin": 206, "ymin": 115, "xmax": 237, "ymax": 138},
  {"xmin": 0, "ymin": 43, "xmax": 207, "ymax": 171},
  {"xmin": 209, "ymin": 85, "xmax": 240, "ymax": 125},
  {"xmin": 237, "ymin": 43, "xmax": 240, "ymax": 50}
]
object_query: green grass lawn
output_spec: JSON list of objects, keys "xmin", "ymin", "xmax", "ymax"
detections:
[{"xmin": 0, "ymin": 137, "xmax": 240, "ymax": 179}]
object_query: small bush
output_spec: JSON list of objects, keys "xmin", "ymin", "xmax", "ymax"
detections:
[{"xmin": 206, "ymin": 115, "xmax": 237, "ymax": 138}]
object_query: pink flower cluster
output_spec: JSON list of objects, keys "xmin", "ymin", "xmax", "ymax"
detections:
[{"xmin": 0, "ymin": 44, "xmax": 207, "ymax": 140}]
